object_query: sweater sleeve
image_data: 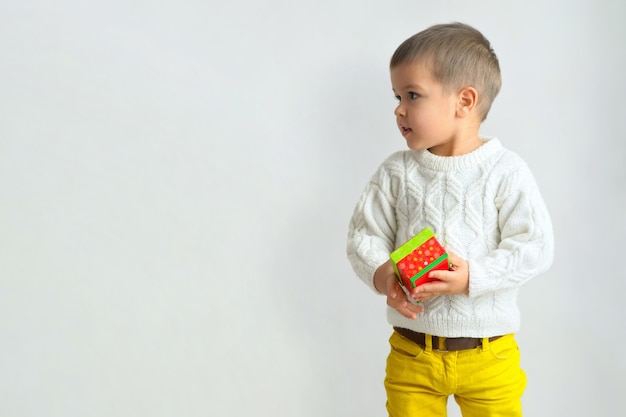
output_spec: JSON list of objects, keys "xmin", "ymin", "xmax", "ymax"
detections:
[
  {"xmin": 467, "ymin": 162, "xmax": 554, "ymax": 297},
  {"xmin": 346, "ymin": 159, "xmax": 400, "ymax": 293}
]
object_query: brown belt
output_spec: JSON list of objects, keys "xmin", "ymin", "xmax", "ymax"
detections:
[{"xmin": 394, "ymin": 327, "xmax": 502, "ymax": 351}]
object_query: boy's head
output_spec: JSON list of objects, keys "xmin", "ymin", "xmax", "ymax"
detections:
[{"xmin": 390, "ymin": 22, "xmax": 501, "ymax": 121}]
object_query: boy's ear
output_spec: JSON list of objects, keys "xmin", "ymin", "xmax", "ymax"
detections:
[{"xmin": 456, "ymin": 86, "xmax": 478, "ymax": 118}]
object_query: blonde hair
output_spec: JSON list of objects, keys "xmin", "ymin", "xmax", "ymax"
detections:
[{"xmin": 390, "ymin": 22, "xmax": 501, "ymax": 121}]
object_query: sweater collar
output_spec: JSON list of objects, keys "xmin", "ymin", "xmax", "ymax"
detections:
[{"xmin": 413, "ymin": 137, "xmax": 502, "ymax": 172}]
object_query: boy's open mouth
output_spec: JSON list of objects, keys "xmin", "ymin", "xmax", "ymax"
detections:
[{"xmin": 401, "ymin": 127, "xmax": 412, "ymax": 136}]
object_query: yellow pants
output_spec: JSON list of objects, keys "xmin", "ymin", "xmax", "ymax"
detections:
[{"xmin": 385, "ymin": 331, "xmax": 526, "ymax": 417}]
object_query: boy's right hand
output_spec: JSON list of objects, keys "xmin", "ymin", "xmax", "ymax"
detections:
[{"xmin": 374, "ymin": 260, "xmax": 425, "ymax": 319}]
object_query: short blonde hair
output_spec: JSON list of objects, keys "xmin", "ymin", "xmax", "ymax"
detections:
[{"xmin": 390, "ymin": 22, "xmax": 501, "ymax": 121}]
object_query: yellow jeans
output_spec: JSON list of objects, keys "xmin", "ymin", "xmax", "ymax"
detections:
[{"xmin": 385, "ymin": 331, "xmax": 526, "ymax": 417}]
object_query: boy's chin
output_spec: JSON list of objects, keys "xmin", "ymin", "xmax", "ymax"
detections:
[{"xmin": 405, "ymin": 141, "xmax": 427, "ymax": 151}]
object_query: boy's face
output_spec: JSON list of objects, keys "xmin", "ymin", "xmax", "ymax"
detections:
[{"xmin": 391, "ymin": 60, "xmax": 477, "ymax": 156}]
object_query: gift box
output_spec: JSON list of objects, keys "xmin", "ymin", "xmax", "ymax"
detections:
[{"xmin": 390, "ymin": 228, "xmax": 450, "ymax": 289}]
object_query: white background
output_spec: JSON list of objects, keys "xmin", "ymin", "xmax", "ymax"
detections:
[{"xmin": 1, "ymin": 1, "xmax": 624, "ymax": 416}]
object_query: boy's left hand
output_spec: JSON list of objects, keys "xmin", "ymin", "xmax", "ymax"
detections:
[{"xmin": 410, "ymin": 251, "xmax": 469, "ymax": 301}]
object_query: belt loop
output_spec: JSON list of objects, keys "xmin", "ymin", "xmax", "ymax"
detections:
[
  {"xmin": 424, "ymin": 334, "xmax": 433, "ymax": 354},
  {"xmin": 481, "ymin": 337, "xmax": 490, "ymax": 352},
  {"xmin": 438, "ymin": 336, "xmax": 447, "ymax": 351}
]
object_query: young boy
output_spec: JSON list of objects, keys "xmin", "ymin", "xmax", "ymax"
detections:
[{"xmin": 346, "ymin": 23, "xmax": 554, "ymax": 417}]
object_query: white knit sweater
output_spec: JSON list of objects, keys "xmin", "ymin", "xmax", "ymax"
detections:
[{"xmin": 347, "ymin": 138, "xmax": 554, "ymax": 338}]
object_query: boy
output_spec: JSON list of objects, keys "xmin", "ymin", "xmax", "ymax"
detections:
[{"xmin": 346, "ymin": 23, "xmax": 554, "ymax": 417}]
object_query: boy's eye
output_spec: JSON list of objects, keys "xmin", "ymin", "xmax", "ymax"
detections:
[{"xmin": 394, "ymin": 92, "xmax": 420, "ymax": 102}]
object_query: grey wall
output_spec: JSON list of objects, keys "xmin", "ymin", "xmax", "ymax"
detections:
[{"xmin": 1, "ymin": 1, "xmax": 624, "ymax": 416}]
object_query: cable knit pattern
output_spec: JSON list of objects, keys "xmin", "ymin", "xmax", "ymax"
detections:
[{"xmin": 347, "ymin": 138, "xmax": 554, "ymax": 337}]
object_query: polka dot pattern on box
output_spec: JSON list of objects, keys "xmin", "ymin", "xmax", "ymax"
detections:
[{"xmin": 397, "ymin": 238, "xmax": 445, "ymax": 280}]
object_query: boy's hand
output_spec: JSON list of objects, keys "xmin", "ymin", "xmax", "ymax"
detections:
[
  {"xmin": 374, "ymin": 260, "xmax": 425, "ymax": 319},
  {"xmin": 412, "ymin": 251, "xmax": 469, "ymax": 301}
]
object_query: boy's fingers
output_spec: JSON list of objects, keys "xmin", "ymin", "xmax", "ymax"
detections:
[
  {"xmin": 447, "ymin": 250, "xmax": 461, "ymax": 264},
  {"xmin": 388, "ymin": 282, "xmax": 400, "ymax": 299},
  {"xmin": 389, "ymin": 293, "xmax": 424, "ymax": 318},
  {"xmin": 415, "ymin": 281, "xmax": 450, "ymax": 296},
  {"xmin": 427, "ymin": 269, "xmax": 451, "ymax": 281},
  {"xmin": 400, "ymin": 305, "xmax": 421, "ymax": 319},
  {"xmin": 422, "ymin": 282, "xmax": 447, "ymax": 294},
  {"xmin": 446, "ymin": 251, "xmax": 467, "ymax": 272},
  {"xmin": 411, "ymin": 304, "xmax": 425, "ymax": 314}
]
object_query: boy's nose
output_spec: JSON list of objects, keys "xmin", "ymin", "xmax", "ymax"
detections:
[{"xmin": 394, "ymin": 104, "xmax": 406, "ymax": 117}]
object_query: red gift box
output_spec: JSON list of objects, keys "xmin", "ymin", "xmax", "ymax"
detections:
[{"xmin": 390, "ymin": 228, "xmax": 450, "ymax": 289}]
